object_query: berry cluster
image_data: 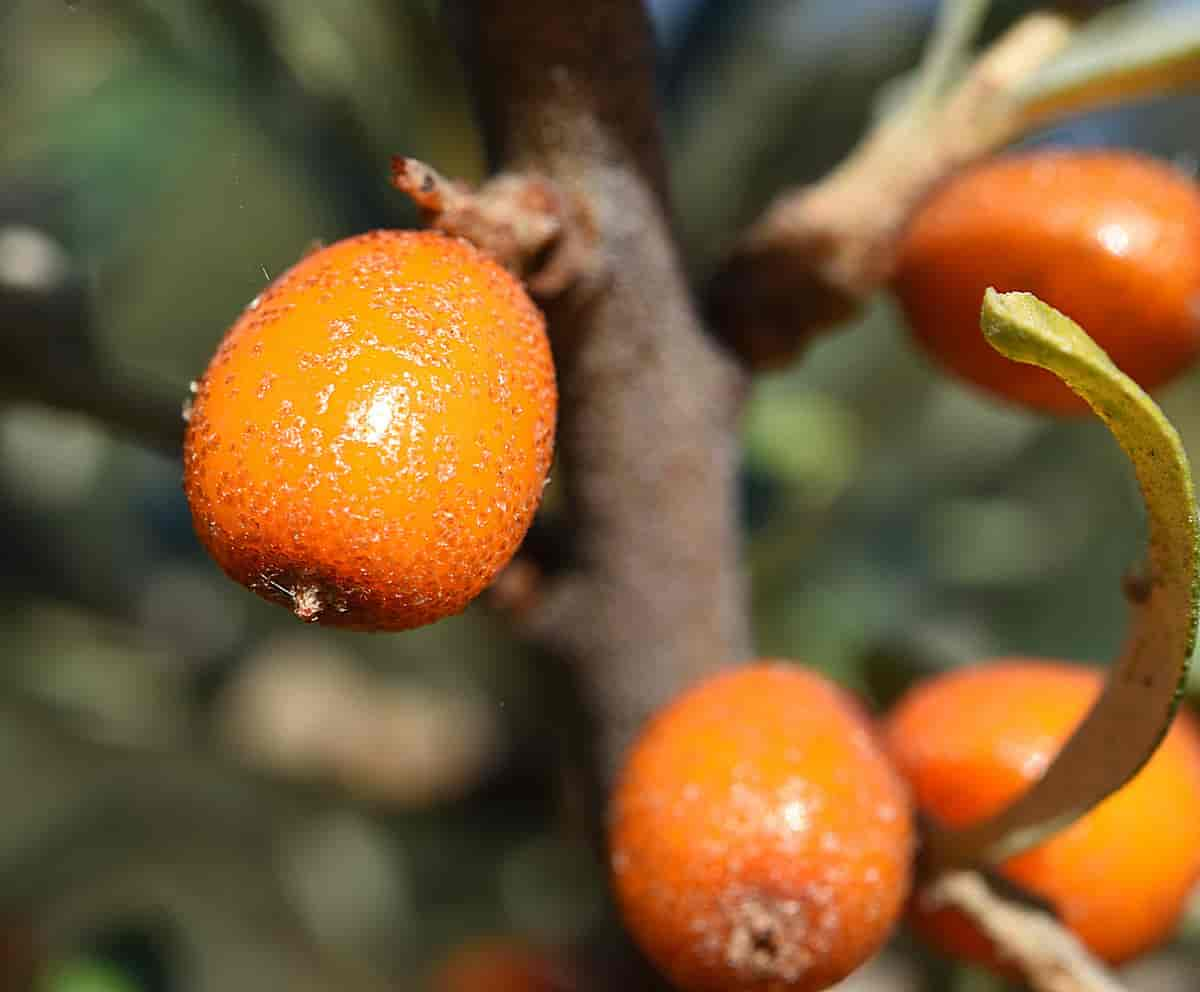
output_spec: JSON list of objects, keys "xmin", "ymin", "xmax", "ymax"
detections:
[
  {"xmin": 611, "ymin": 659, "xmax": 1200, "ymax": 991},
  {"xmin": 182, "ymin": 146, "xmax": 1200, "ymax": 992}
]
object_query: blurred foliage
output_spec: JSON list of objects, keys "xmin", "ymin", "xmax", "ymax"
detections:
[
  {"xmin": 2, "ymin": 1, "xmax": 1199, "ymax": 990},
  {"xmin": 42, "ymin": 959, "xmax": 141, "ymax": 992}
]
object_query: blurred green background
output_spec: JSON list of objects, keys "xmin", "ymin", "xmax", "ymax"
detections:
[{"xmin": 2, "ymin": 1, "xmax": 1199, "ymax": 990}]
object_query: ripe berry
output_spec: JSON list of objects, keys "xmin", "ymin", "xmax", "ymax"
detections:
[
  {"xmin": 893, "ymin": 151, "xmax": 1200, "ymax": 413},
  {"xmin": 610, "ymin": 663, "xmax": 914, "ymax": 992},
  {"xmin": 883, "ymin": 659, "xmax": 1200, "ymax": 965},
  {"xmin": 183, "ymin": 230, "xmax": 556, "ymax": 630},
  {"xmin": 428, "ymin": 938, "xmax": 575, "ymax": 992}
]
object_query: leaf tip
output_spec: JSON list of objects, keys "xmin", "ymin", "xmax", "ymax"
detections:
[{"xmin": 979, "ymin": 287, "xmax": 1029, "ymax": 355}]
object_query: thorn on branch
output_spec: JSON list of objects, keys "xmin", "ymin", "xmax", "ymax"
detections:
[{"xmin": 391, "ymin": 156, "xmax": 591, "ymax": 297}]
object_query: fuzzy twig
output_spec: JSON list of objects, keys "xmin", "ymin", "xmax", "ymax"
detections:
[
  {"xmin": 706, "ymin": 11, "xmax": 1075, "ymax": 368},
  {"xmin": 923, "ymin": 871, "xmax": 1126, "ymax": 992},
  {"xmin": 446, "ymin": 0, "xmax": 752, "ymax": 776},
  {"xmin": 390, "ymin": 156, "xmax": 589, "ymax": 296}
]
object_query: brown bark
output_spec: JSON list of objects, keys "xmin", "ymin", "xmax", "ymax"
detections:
[{"xmin": 447, "ymin": 1, "xmax": 753, "ymax": 775}]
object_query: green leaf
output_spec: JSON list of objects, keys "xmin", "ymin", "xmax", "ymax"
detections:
[
  {"xmin": 904, "ymin": 0, "xmax": 992, "ymax": 120},
  {"xmin": 1017, "ymin": 1, "xmax": 1200, "ymax": 127},
  {"xmin": 39, "ymin": 959, "xmax": 139, "ymax": 992},
  {"xmin": 929, "ymin": 290, "xmax": 1199, "ymax": 867}
]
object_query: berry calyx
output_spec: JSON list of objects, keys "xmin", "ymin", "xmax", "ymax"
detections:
[
  {"xmin": 883, "ymin": 659, "xmax": 1200, "ymax": 966},
  {"xmin": 183, "ymin": 230, "xmax": 556, "ymax": 630},
  {"xmin": 893, "ymin": 150, "xmax": 1200, "ymax": 413},
  {"xmin": 610, "ymin": 663, "xmax": 914, "ymax": 992}
]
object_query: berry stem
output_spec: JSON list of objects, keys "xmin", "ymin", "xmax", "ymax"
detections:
[{"xmin": 926, "ymin": 870, "xmax": 1125, "ymax": 992}]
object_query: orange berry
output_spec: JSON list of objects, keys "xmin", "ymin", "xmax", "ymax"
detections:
[
  {"xmin": 883, "ymin": 659, "xmax": 1200, "ymax": 966},
  {"xmin": 183, "ymin": 230, "xmax": 556, "ymax": 630},
  {"xmin": 428, "ymin": 938, "xmax": 575, "ymax": 992},
  {"xmin": 610, "ymin": 663, "xmax": 914, "ymax": 992},
  {"xmin": 893, "ymin": 150, "xmax": 1200, "ymax": 413}
]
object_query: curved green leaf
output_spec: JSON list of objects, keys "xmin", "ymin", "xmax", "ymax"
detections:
[{"xmin": 929, "ymin": 290, "xmax": 1199, "ymax": 867}]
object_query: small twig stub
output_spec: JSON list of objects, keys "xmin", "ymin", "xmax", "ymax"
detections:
[{"xmin": 390, "ymin": 155, "xmax": 589, "ymax": 296}]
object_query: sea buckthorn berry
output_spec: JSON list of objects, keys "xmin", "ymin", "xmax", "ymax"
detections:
[
  {"xmin": 893, "ymin": 151, "xmax": 1200, "ymax": 413},
  {"xmin": 183, "ymin": 230, "xmax": 556, "ymax": 630},
  {"xmin": 610, "ymin": 663, "xmax": 914, "ymax": 992},
  {"xmin": 428, "ymin": 938, "xmax": 575, "ymax": 992},
  {"xmin": 883, "ymin": 659, "xmax": 1200, "ymax": 966}
]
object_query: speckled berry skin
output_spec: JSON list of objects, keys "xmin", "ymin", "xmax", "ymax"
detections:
[
  {"xmin": 884, "ymin": 660, "xmax": 1200, "ymax": 966},
  {"xmin": 183, "ymin": 230, "xmax": 556, "ymax": 630},
  {"xmin": 610, "ymin": 663, "xmax": 914, "ymax": 992},
  {"xmin": 894, "ymin": 151, "xmax": 1200, "ymax": 414}
]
